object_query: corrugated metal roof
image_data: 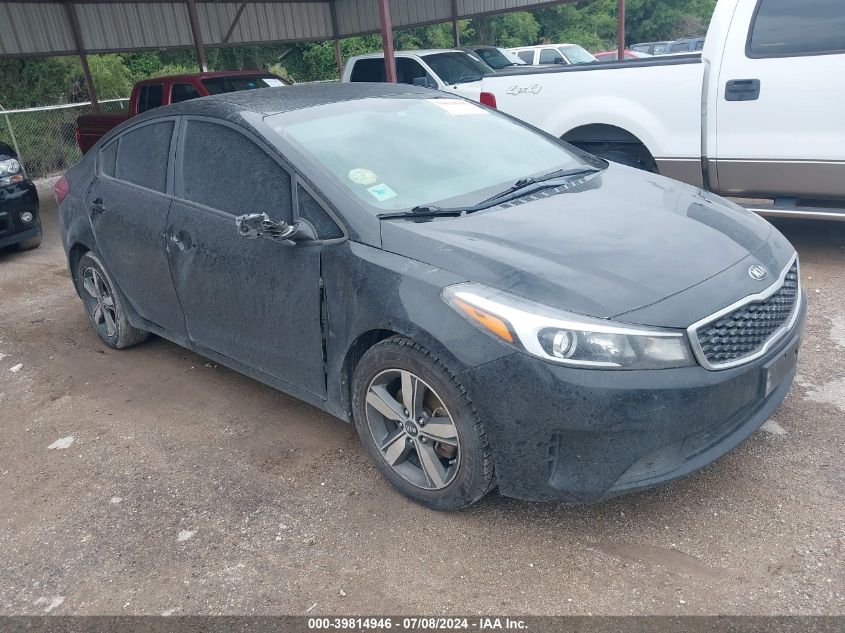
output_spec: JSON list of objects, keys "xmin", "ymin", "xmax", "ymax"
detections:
[{"xmin": 0, "ymin": 0, "xmax": 576, "ymax": 58}]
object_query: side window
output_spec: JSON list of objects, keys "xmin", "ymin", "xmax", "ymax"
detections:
[
  {"xmin": 395, "ymin": 58, "xmax": 428, "ymax": 85},
  {"xmin": 137, "ymin": 84, "xmax": 164, "ymax": 114},
  {"xmin": 350, "ymin": 59, "xmax": 385, "ymax": 82},
  {"xmin": 180, "ymin": 120, "xmax": 292, "ymax": 222},
  {"xmin": 297, "ymin": 185, "xmax": 342, "ymax": 240},
  {"xmin": 539, "ymin": 49, "xmax": 563, "ymax": 64},
  {"xmin": 115, "ymin": 121, "xmax": 173, "ymax": 192},
  {"xmin": 171, "ymin": 83, "xmax": 202, "ymax": 103},
  {"xmin": 99, "ymin": 139, "xmax": 118, "ymax": 177},
  {"xmin": 695, "ymin": 40, "xmax": 705, "ymax": 51},
  {"xmin": 517, "ymin": 51, "xmax": 534, "ymax": 64},
  {"xmin": 748, "ymin": 0, "xmax": 845, "ymax": 57}
]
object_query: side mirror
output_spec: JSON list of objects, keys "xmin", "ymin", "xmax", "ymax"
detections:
[
  {"xmin": 236, "ymin": 212, "xmax": 298, "ymax": 241},
  {"xmin": 412, "ymin": 76, "xmax": 437, "ymax": 89}
]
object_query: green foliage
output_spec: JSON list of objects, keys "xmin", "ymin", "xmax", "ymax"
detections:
[{"xmin": 0, "ymin": 0, "xmax": 718, "ymax": 108}]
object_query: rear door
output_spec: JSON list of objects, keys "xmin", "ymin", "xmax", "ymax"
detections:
[
  {"xmin": 166, "ymin": 117, "xmax": 326, "ymax": 396},
  {"xmin": 86, "ymin": 118, "xmax": 185, "ymax": 335},
  {"xmin": 713, "ymin": 0, "xmax": 845, "ymax": 199}
]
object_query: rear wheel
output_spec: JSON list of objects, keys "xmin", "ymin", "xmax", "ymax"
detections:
[
  {"xmin": 352, "ymin": 336, "xmax": 496, "ymax": 510},
  {"xmin": 74, "ymin": 251, "xmax": 149, "ymax": 349}
]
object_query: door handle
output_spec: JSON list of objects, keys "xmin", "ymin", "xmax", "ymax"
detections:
[
  {"xmin": 725, "ymin": 79, "xmax": 761, "ymax": 101},
  {"xmin": 90, "ymin": 197, "xmax": 106, "ymax": 214},
  {"xmin": 165, "ymin": 230, "xmax": 192, "ymax": 251}
]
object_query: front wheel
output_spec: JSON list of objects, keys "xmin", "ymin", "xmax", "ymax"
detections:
[{"xmin": 352, "ymin": 336, "xmax": 496, "ymax": 510}]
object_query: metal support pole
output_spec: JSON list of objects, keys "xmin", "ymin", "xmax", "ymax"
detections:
[
  {"xmin": 63, "ymin": 2, "xmax": 99, "ymax": 110},
  {"xmin": 378, "ymin": 0, "xmax": 397, "ymax": 83},
  {"xmin": 186, "ymin": 0, "xmax": 208, "ymax": 72},
  {"xmin": 451, "ymin": 0, "xmax": 460, "ymax": 47},
  {"xmin": 330, "ymin": 0, "xmax": 343, "ymax": 78},
  {"xmin": 617, "ymin": 0, "xmax": 626, "ymax": 61}
]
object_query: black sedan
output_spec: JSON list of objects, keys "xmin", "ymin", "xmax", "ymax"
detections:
[
  {"xmin": 58, "ymin": 84, "xmax": 804, "ymax": 509},
  {"xmin": 0, "ymin": 142, "xmax": 41, "ymax": 252}
]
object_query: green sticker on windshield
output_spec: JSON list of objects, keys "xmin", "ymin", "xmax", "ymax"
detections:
[{"xmin": 367, "ymin": 183, "xmax": 397, "ymax": 202}]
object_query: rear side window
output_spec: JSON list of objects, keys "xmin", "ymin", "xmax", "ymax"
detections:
[
  {"xmin": 350, "ymin": 59, "xmax": 385, "ymax": 82},
  {"xmin": 171, "ymin": 83, "xmax": 201, "ymax": 103},
  {"xmin": 99, "ymin": 140, "xmax": 118, "ymax": 177},
  {"xmin": 179, "ymin": 120, "xmax": 292, "ymax": 222},
  {"xmin": 517, "ymin": 51, "xmax": 534, "ymax": 64},
  {"xmin": 137, "ymin": 84, "xmax": 164, "ymax": 114},
  {"xmin": 748, "ymin": 0, "xmax": 845, "ymax": 57},
  {"xmin": 115, "ymin": 121, "xmax": 173, "ymax": 192}
]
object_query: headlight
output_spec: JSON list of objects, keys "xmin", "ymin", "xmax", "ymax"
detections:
[
  {"xmin": 442, "ymin": 283, "xmax": 695, "ymax": 370},
  {"xmin": 0, "ymin": 158, "xmax": 23, "ymax": 186},
  {"xmin": 0, "ymin": 158, "xmax": 21, "ymax": 176}
]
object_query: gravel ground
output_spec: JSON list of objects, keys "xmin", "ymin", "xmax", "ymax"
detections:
[{"xmin": 0, "ymin": 188, "xmax": 843, "ymax": 616}]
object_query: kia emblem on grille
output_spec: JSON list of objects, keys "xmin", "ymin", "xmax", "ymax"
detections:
[{"xmin": 749, "ymin": 264, "xmax": 769, "ymax": 281}]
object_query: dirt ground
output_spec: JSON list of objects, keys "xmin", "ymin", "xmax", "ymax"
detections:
[{"xmin": 1, "ymin": 186, "xmax": 843, "ymax": 616}]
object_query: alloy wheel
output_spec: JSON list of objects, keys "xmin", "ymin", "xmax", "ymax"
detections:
[
  {"xmin": 365, "ymin": 369, "xmax": 461, "ymax": 490},
  {"xmin": 81, "ymin": 266, "xmax": 118, "ymax": 338}
]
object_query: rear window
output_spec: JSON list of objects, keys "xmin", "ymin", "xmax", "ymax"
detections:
[
  {"xmin": 115, "ymin": 121, "xmax": 173, "ymax": 192},
  {"xmin": 748, "ymin": 0, "xmax": 845, "ymax": 57},
  {"xmin": 137, "ymin": 84, "xmax": 163, "ymax": 114},
  {"xmin": 201, "ymin": 75, "xmax": 285, "ymax": 95}
]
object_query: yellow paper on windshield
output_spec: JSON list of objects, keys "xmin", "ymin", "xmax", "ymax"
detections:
[{"xmin": 429, "ymin": 99, "xmax": 487, "ymax": 116}]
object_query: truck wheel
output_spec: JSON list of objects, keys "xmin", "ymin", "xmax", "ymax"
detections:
[
  {"xmin": 74, "ymin": 251, "xmax": 149, "ymax": 349},
  {"xmin": 352, "ymin": 336, "xmax": 496, "ymax": 510}
]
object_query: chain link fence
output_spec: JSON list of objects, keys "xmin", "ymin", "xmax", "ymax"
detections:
[{"xmin": 0, "ymin": 98, "xmax": 129, "ymax": 181}]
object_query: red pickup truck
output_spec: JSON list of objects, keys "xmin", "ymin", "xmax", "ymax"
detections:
[{"xmin": 76, "ymin": 70, "xmax": 288, "ymax": 153}]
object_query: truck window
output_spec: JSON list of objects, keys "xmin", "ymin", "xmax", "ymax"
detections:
[
  {"xmin": 349, "ymin": 59, "xmax": 385, "ymax": 82},
  {"xmin": 179, "ymin": 120, "xmax": 292, "ymax": 223},
  {"xmin": 748, "ymin": 0, "xmax": 845, "ymax": 57},
  {"xmin": 421, "ymin": 53, "xmax": 489, "ymax": 85},
  {"xmin": 539, "ymin": 49, "xmax": 564, "ymax": 64},
  {"xmin": 137, "ymin": 84, "xmax": 164, "ymax": 114},
  {"xmin": 517, "ymin": 51, "xmax": 534, "ymax": 64},
  {"xmin": 396, "ymin": 58, "xmax": 429, "ymax": 85},
  {"xmin": 171, "ymin": 83, "xmax": 202, "ymax": 103},
  {"xmin": 115, "ymin": 121, "xmax": 173, "ymax": 192},
  {"xmin": 201, "ymin": 76, "xmax": 283, "ymax": 94}
]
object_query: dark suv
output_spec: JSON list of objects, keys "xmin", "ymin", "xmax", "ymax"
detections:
[{"xmin": 0, "ymin": 142, "xmax": 41, "ymax": 252}]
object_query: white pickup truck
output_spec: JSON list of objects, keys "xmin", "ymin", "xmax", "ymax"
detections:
[{"xmin": 480, "ymin": 0, "xmax": 845, "ymax": 220}]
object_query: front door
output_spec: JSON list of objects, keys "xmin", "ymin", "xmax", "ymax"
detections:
[
  {"xmin": 713, "ymin": 0, "xmax": 845, "ymax": 199},
  {"xmin": 87, "ymin": 119, "xmax": 185, "ymax": 335},
  {"xmin": 166, "ymin": 118, "xmax": 325, "ymax": 396}
]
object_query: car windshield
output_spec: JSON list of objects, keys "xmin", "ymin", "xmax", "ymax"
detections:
[
  {"xmin": 474, "ymin": 47, "xmax": 523, "ymax": 69},
  {"xmin": 559, "ymin": 45, "xmax": 597, "ymax": 64},
  {"xmin": 201, "ymin": 75, "xmax": 285, "ymax": 94},
  {"xmin": 421, "ymin": 52, "xmax": 492, "ymax": 84},
  {"xmin": 269, "ymin": 97, "xmax": 595, "ymax": 213}
]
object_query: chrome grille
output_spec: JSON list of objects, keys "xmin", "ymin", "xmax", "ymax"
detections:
[{"xmin": 691, "ymin": 258, "xmax": 799, "ymax": 369}]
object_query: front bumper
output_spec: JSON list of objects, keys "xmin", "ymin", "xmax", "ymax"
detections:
[
  {"xmin": 0, "ymin": 180, "xmax": 40, "ymax": 248},
  {"xmin": 459, "ymin": 296, "xmax": 806, "ymax": 502}
]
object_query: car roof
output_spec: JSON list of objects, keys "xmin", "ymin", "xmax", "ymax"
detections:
[
  {"xmin": 349, "ymin": 49, "xmax": 463, "ymax": 60},
  {"xmin": 137, "ymin": 82, "xmax": 434, "ymax": 119},
  {"xmin": 134, "ymin": 70, "xmax": 276, "ymax": 86}
]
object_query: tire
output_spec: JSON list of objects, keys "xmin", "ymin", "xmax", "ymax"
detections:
[
  {"xmin": 14, "ymin": 220, "xmax": 42, "ymax": 251},
  {"xmin": 74, "ymin": 251, "xmax": 149, "ymax": 349},
  {"xmin": 352, "ymin": 336, "xmax": 496, "ymax": 510}
]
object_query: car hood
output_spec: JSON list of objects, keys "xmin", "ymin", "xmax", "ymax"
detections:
[{"xmin": 379, "ymin": 164, "xmax": 778, "ymax": 322}]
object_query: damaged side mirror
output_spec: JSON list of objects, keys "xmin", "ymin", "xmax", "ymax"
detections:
[{"xmin": 235, "ymin": 212, "xmax": 303, "ymax": 242}]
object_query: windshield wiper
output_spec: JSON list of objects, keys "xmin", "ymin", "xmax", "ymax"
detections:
[
  {"xmin": 479, "ymin": 166, "xmax": 603, "ymax": 205},
  {"xmin": 378, "ymin": 166, "xmax": 604, "ymax": 221}
]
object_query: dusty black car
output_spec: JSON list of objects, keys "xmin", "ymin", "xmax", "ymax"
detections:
[
  {"xmin": 58, "ymin": 84, "xmax": 805, "ymax": 509},
  {"xmin": 0, "ymin": 142, "xmax": 41, "ymax": 252}
]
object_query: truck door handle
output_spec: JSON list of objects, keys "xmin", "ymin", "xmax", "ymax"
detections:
[
  {"xmin": 91, "ymin": 197, "xmax": 106, "ymax": 214},
  {"xmin": 725, "ymin": 79, "xmax": 761, "ymax": 101}
]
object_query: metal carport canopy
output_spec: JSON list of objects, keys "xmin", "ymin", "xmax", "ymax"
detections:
[{"xmin": 0, "ymin": 0, "xmax": 620, "ymax": 103}]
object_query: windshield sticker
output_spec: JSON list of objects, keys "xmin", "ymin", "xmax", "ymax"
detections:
[
  {"xmin": 367, "ymin": 183, "xmax": 398, "ymax": 202},
  {"xmin": 430, "ymin": 99, "xmax": 486, "ymax": 116},
  {"xmin": 262, "ymin": 78, "xmax": 285, "ymax": 87},
  {"xmin": 348, "ymin": 168, "xmax": 378, "ymax": 186}
]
